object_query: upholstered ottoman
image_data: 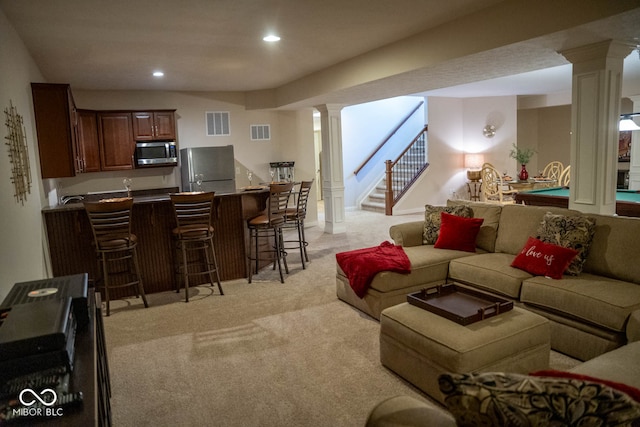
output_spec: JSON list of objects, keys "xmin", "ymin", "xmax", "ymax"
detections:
[{"xmin": 380, "ymin": 303, "xmax": 550, "ymax": 403}]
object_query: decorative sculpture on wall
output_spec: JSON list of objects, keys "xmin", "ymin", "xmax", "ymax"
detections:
[{"xmin": 4, "ymin": 100, "xmax": 32, "ymax": 205}]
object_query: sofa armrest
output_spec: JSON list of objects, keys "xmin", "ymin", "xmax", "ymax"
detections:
[
  {"xmin": 627, "ymin": 309, "xmax": 640, "ymax": 342},
  {"xmin": 366, "ymin": 395, "xmax": 456, "ymax": 427},
  {"xmin": 389, "ymin": 221, "xmax": 424, "ymax": 247}
]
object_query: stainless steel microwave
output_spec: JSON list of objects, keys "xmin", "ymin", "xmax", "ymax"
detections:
[{"xmin": 135, "ymin": 141, "xmax": 178, "ymax": 167}]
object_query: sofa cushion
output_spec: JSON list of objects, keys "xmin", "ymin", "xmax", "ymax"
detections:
[
  {"xmin": 422, "ymin": 204, "xmax": 472, "ymax": 245},
  {"xmin": 582, "ymin": 213, "xmax": 640, "ymax": 284},
  {"xmin": 338, "ymin": 245, "xmax": 478, "ymax": 294},
  {"xmin": 335, "ymin": 242, "xmax": 411, "ymax": 298},
  {"xmin": 536, "ymin": 212, "xmax": 596, "ymax": 275},
  {"xmin": 494, "ymin": 204, "xmax": 581, "ymax": 255},
  {"xmin": 448, "ymin": 253, "xmax": 531, "ymax": 299},
  {"xmin": 570, "ymin": 341, "xmax": 640, "ymax": 391},
  {"xmin": 434, "ymin": 212, "xmax": 484, "ymax": 252},
  {"xmin": 447, "ymin": 200, "xmax": 502, "ymax": 252},
  {"xmin": 511, "ymin": 236, "xmax": 578, "ymax": 280},
  {"xmin": 521, "ymin": 273, "xmax": 640, "ymax": 333},
  {"xmin": 438, "ymin": 372, "xmax": 640, "ymax": 427}
]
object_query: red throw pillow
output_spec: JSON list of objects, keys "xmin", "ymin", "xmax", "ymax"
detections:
[
  {"xmin": 511, "ymin": 237, "xmax": 578, "ymax": 279},
  {"xmin": 434, "ymin": 212, "xmax": 484, "ymax": 252}
]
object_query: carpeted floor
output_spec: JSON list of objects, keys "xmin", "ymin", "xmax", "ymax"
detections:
[{"xmin": 103, "ymin": 208, "xmax": 580, "ymax": 426}]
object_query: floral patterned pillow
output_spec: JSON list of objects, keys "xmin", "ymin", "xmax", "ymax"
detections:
[
  {"xmin": 535, "ymin": 212, "xmax": 596, "ymax": 275},
  {"xmin": 439, "ymin": 372, "xmax": 640, "ymax": 427},
  {"xmin": 422, "ymin": 205, "xmax": 473, "ymax": 245}
]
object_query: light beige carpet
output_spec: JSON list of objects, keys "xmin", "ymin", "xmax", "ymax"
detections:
[{"xmin": 103, "ymin": 208, "xmax": 580, "ymax": 426}]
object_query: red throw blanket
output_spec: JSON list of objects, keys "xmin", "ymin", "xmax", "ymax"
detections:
[{"xmin": 336, "ymin": 241, "xmax": 411, "ymax": 298}]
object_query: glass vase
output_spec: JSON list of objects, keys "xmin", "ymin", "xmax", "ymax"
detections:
[{"xmin": 519, "ymin": 164, "xmax": 529, "ymax": 181}]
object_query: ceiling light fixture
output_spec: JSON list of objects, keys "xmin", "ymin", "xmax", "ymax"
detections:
[
  {"xmin": 152, "ymin": 71, "xmax": 164, "ymax": 77},
  {"xmin": 263, "ymin": 35, "xmax": 280, "ymax": 42},
  {"xmin": 619, "ymin": 113, "xmax": 640, "ymax": 131}
]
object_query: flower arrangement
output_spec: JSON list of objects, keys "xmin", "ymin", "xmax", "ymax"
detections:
[{"xmin": 509, "ymin": 143, "xmax": 536, "ymax": 165}]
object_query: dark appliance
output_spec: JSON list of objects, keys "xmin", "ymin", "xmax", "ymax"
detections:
[
  {"xmin": 0, "ymin": 297, "xmax": 76, "ymax": 380},
  {"xmin": 0, "ymin": 274, "xmax": 89, "ymax": 329},
  {"xmin": 135, "ymin": 141, "xmax": 178, "ymax": 167},
  {"xmin": 269, "ymin": 161, "xmax": 295, "ymax": 182}
]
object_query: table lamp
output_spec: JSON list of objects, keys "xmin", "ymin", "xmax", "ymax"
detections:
[{"xmin": 465, "ymin": 153, "xmax": 484, "ymax": 181}]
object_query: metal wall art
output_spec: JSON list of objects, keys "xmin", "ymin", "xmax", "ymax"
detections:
[{"xmin": 4, "ymin": 100, "xmax": 32, "ymax": 205}]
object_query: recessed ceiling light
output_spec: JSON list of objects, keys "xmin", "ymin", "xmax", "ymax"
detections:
[
  {"xmin": 263, "ymin": 35, "xmax": 280, "ymax": 42},
  {"xmin": 153, "ymin": 71, "xmax": 164, "ymax": 77}
]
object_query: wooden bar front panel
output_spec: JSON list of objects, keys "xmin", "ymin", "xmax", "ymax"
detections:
[{"xmin": 43, "ymin": 191, "xmax": 269, "ymax": 298}]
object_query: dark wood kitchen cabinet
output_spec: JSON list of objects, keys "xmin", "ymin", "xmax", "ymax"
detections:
[
  {"xmin": 32, "ymin": 83, "xmax": 176, "ymax": 175},
  {"xmin": 132, "ymin": 110, "xmax": 176, "ymax": 140},
  {"xmin": 31, "ymin": 83, "xmax": 81, "ymax": 178},
  {"xmin": 98, "ymin": 112, "xmax": 135, "ymax": 171},
  {"xmin": 77, "ymin": 110, "xmax": 101, "ymax": 173}
]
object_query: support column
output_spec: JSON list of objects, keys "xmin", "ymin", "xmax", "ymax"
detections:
[
  {"xmin": 628, "ymin": 95, "xmax": 640, "ymax": 190},
  {"xmin": 561, "ymin": 40, "xmax": 635, "ymax": 215},
  {"xmin": 315, "ymin": 104, "xmax": 346, "ymax": 234}
]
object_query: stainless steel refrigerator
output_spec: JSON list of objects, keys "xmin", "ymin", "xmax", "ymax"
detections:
[{"xmin": 180, "ymin": 146, "xmax": 236, "ymax": 193}]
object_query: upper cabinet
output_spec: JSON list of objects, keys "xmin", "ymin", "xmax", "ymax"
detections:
[
  {"xmin": 132, "ymin": 111, "xmax": 176, "ymax": 141},
  {"xmin": 31, "ymin": 83, "xmax": 80, "ymax": 178},
  {"xmin": 77, "ymin": 110, "xmax": 101, "ymax": 173},
  {"xmin": 31, "ymin": 83, "xmax": 177, "ymax": 177},
  {"xmin": 98, "ymin": 112, "xmax": 135, "ymax": 171}
]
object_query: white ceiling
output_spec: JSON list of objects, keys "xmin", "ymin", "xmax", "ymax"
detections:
[
  {"xmin": 420, "ymin": 55, "xmax": 640, "ymax": 99},
  {"xmin": 2, "ymin": 0, "xmax": 640, "ymax": 108}
]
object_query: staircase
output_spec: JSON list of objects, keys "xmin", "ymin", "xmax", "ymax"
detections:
[
  {"xmin": 361, "ymin": 135, "xmax": 426, "ymax": 213},
  {"xmin": 360, "ymin": 181, "xmax": 386, "ymax": 213}
]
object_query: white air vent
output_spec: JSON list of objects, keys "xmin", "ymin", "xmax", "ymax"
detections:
[
  {"xmin": 250, "ymin": 124, "xmax": 271, "ymax": 141},
  {"xmin": 206, "ymin": 111, "xmax": 230, "ymax": 136}
]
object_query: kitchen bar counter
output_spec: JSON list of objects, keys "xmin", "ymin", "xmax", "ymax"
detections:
[{"xmin": 43, "ymin": 189, "xmax": 270, "ymax": 297}]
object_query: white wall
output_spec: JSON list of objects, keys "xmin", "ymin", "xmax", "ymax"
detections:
[
  {"xmin": 518, "ymin": 105, "xmax": 571, "ymax": 173},
  {"xmin": 340, "ymin": 96, "xmax": 425, "ymax": 209},
  {"xmin": 277, "ymin": 109, "xmax": 318, "ymax": 224},
  {"xmin": 0, "ymin": 9, "xmax": 46, "ymax": 300},
  {"xmin": 394, "ymin": 95, "xmax": 518, "ymax": 213}
]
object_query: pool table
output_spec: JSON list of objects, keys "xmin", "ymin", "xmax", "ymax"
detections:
[{"xmin": 515, "ymin": 187, "xmax": 640, "ymax": 218}]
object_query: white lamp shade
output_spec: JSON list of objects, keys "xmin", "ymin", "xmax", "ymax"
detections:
[
  {"xmin": 619, "ymin": 118, "xmax": 640, "ymax": 131},
  {"xmin": 464, "ymin": 153, "xmax": 484, "ymax": 169}
]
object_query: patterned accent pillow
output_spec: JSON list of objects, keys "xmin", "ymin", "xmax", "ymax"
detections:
[
  {"xmin": 535, "ymin": 212, "xmax": 596, "ymax": 275},
  {"xmin": 422, "ymin": 205, "xmax": 473, "ymax": 245},
  {"xmin": 439, "ymin": 372, "xmax": 640, "ymax": 427}
]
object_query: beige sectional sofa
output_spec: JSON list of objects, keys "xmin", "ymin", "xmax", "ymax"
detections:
[
  {"xmin": 366, "ymin": 341, "xmax": 640, "ymax": 426},
  {"xmin": 336, "ymin": 200, "xmax": 640, "ymax": 362}
]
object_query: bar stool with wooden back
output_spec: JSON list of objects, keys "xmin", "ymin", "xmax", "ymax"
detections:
[
  {"xmin": 170, "ymin": 192, "xmax": 224, "ymax": 302},
  {"xmin": 84, "ymin": 197, "xmax": 149, "ymax": 316},
  {"xmin": 247, "ymin": 182, "xmax": 294, "ymax": 283},
  {"xmin": 283, "ymin": 179, "xmax": 313, "ymax": 269}
]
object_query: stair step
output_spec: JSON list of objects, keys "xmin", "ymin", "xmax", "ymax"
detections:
[{"xmin": 361, "ymin": 200, "xmax": 386, "ymax": 213}]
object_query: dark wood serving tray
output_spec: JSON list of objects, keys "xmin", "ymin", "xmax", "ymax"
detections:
[{"xmin": 407, "ymin": 283, "xmax": 513, "ymax": 325}]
